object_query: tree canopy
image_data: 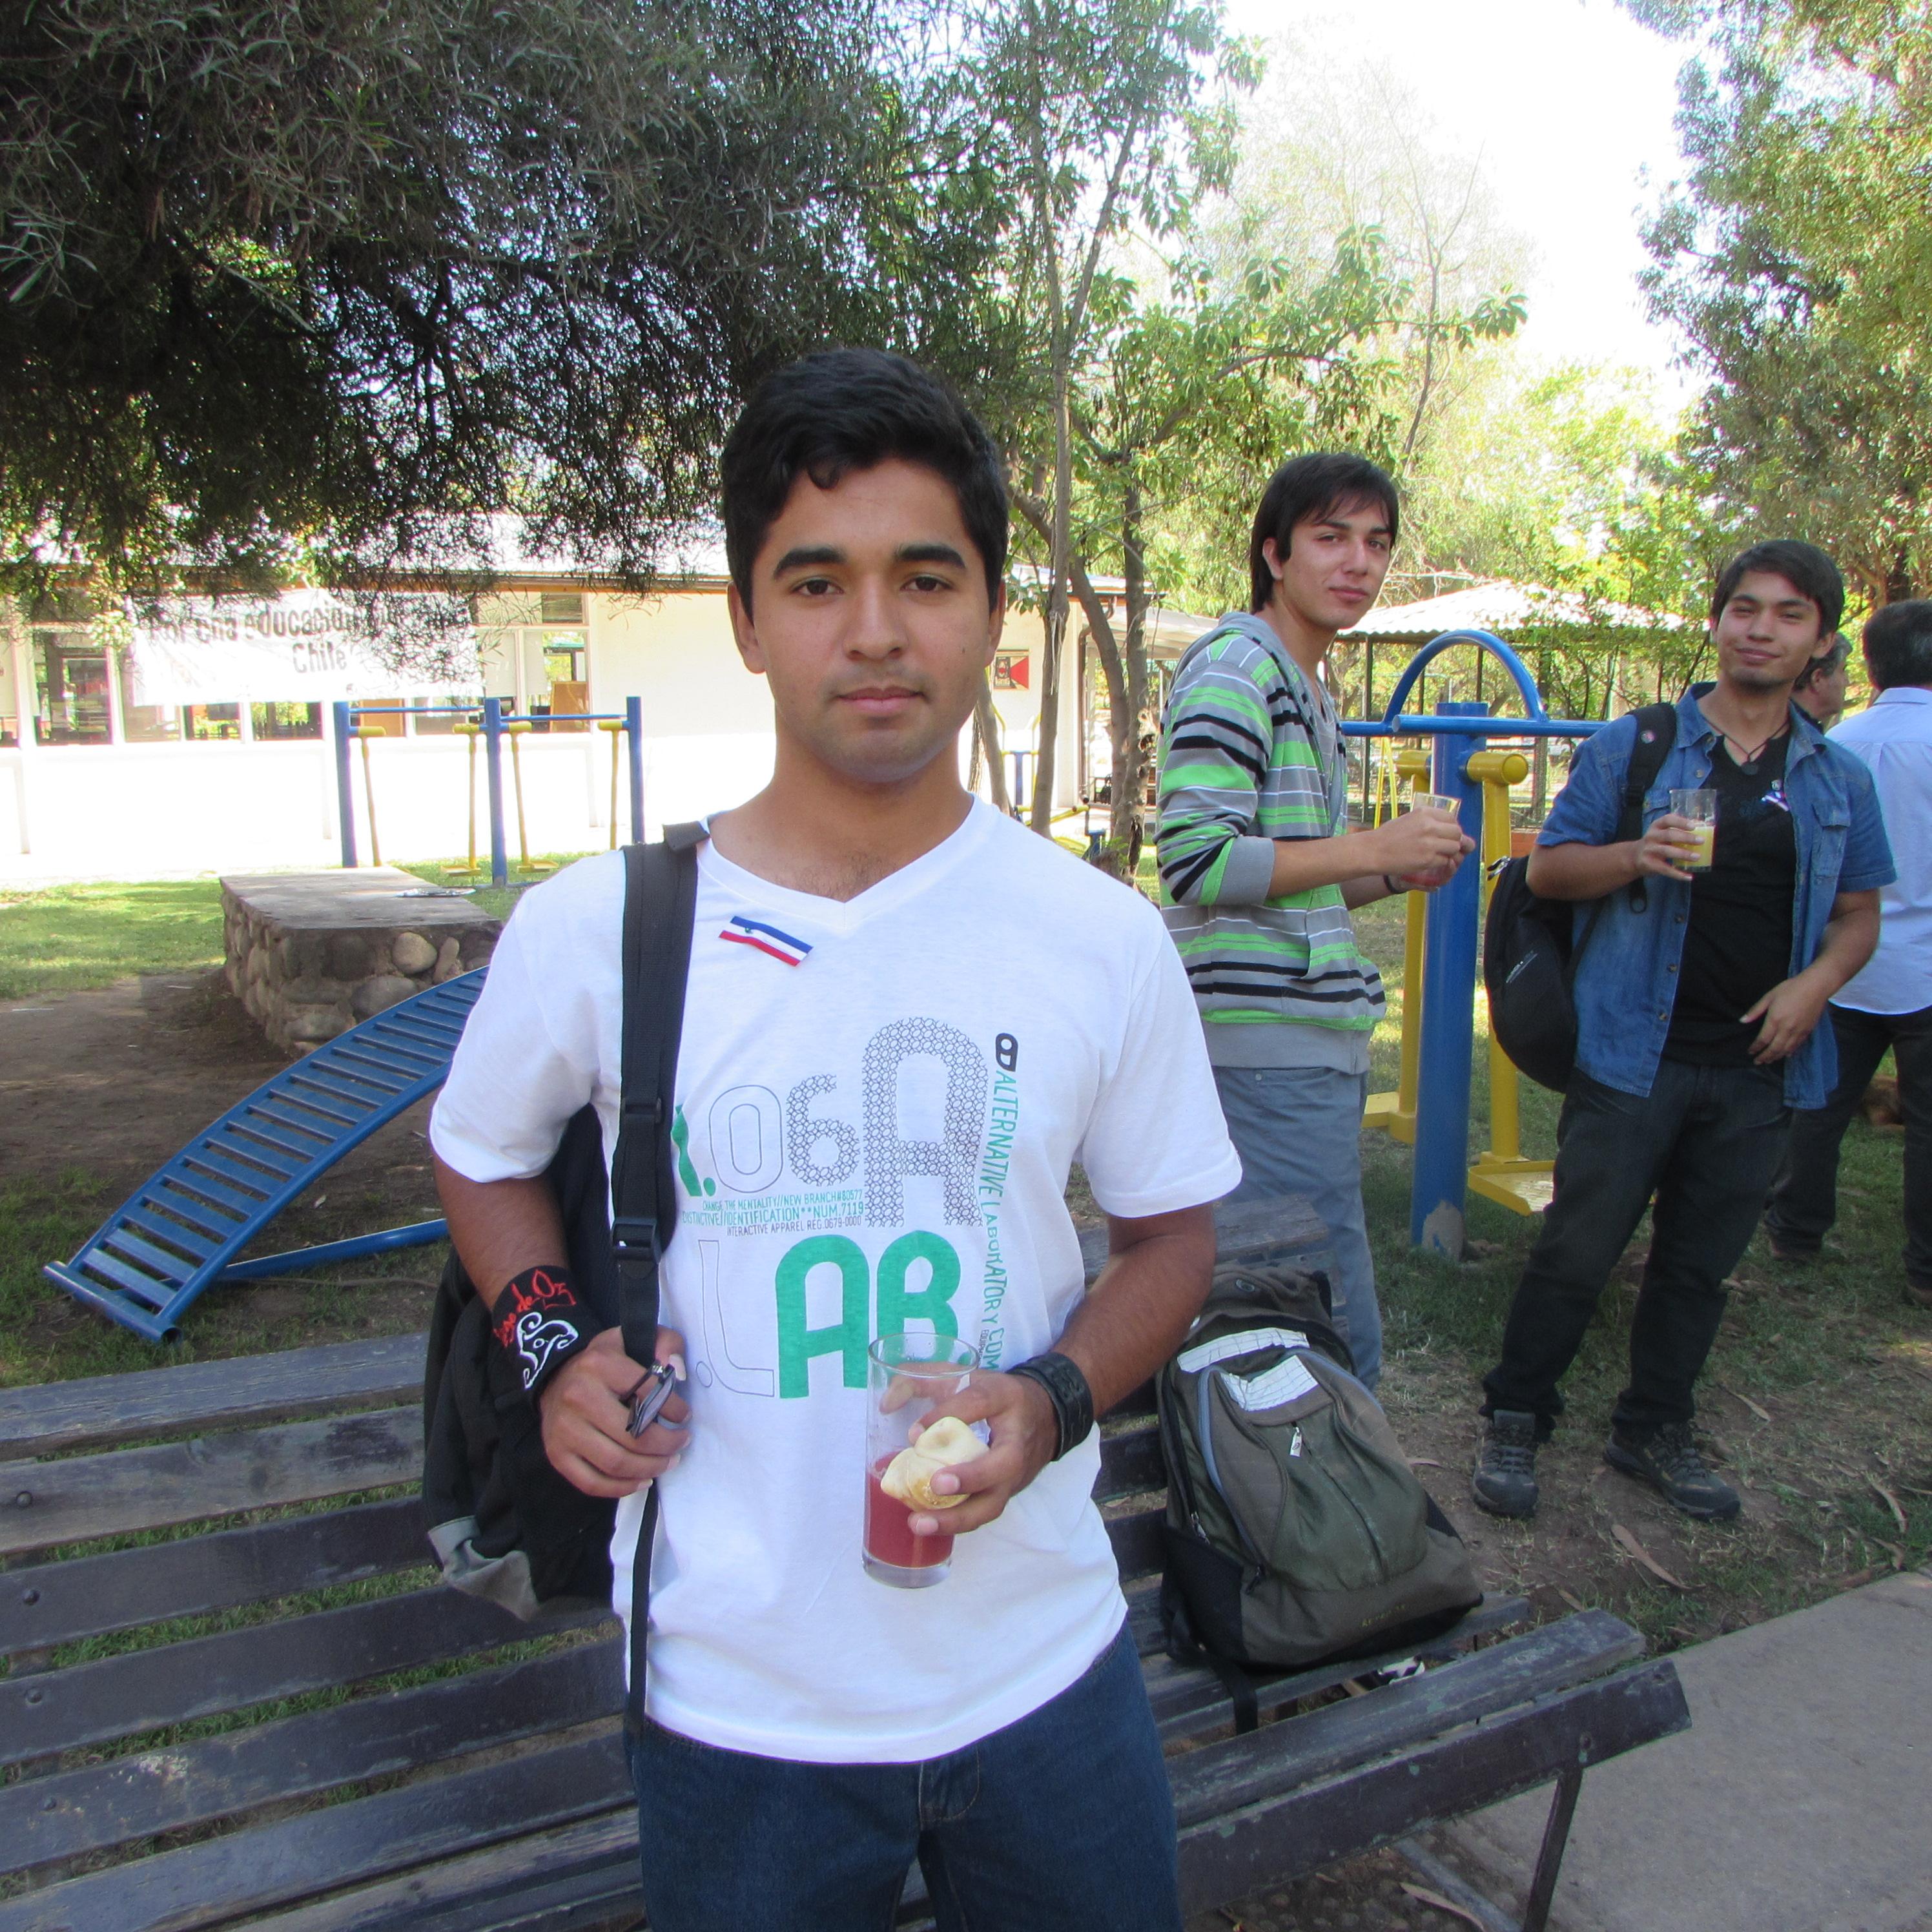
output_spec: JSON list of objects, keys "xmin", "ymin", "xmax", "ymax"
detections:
[
  {"xmin": 1630, "ymin": 0, "xmax": 1932, "ymax": 604},
  {"xmin": 0, "ymin": 0, "xmax": 1005, "ymax": 595}
]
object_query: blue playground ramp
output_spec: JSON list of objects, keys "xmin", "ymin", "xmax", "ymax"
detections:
[{"xmin": 45, "ymin": 972, "xmax": 485, "ymax": 1341}]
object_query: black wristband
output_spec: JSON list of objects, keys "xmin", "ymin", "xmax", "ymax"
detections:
[
  {"xmin": 491, "ymin": 1265, "xmax": 594, "ymax": 1402},
  {"xmin": 1009, "ymin": 1351, "xmax": 1095, "ymax": 1461}
]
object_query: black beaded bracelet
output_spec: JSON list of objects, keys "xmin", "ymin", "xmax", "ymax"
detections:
[{"xmin": 1009, "ymin": 1351, "xmax": 1095, "ymax": 1461}]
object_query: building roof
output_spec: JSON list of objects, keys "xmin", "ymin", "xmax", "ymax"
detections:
[{"xmin": 1340, "ymin": 580, "xmax": 1686, "ymax": 646}]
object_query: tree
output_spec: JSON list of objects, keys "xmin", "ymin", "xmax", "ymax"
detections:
[
  {"xmin": 1628, "ymin": 0, "xmax": 1932, "ymax": 604},
  {"xmin": 0, "ymin": 0, "xmax": 1005, "ymax": 597},
  {"xmin": 970, "ymin": 0, "xmax": 1253, "ymax": 834}
]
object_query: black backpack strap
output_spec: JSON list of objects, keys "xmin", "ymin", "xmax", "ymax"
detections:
[
  {"xmin": 611, "ymin": 819, "xmax": 703, "ymax": 1732},
  {"xmin": 1614, "ymin": 701, "xmax": 1678, "ymax": 913},
  {"xmin": 611, "ymin": 822, "xmax": 703, "ymax": 1364}
]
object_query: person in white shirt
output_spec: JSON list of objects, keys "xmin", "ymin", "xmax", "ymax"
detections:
[
  {"xmin": 431, "ymin": 349, "xmax": 1241, "ymax": 1931},
  {"xmin": 1767, "ymin": 601, "xmax": 1932, "ymax": 1305}
]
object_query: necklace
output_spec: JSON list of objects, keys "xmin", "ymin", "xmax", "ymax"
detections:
[{"xmin": 1698, "ymin": 703, "xmax": 1789, "ymax": 774}]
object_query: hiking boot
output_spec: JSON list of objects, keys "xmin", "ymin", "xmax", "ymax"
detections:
[
  {"xmin": 1604, "ymin": 1423, "xmax": 1741, "ymax": 1522},
  {"xmin": 1472, "ymin": 1410, "xmax": 1540, "ymax": 1519}
]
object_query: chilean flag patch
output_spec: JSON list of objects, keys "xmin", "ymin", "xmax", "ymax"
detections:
[{"xmin": 720, "ymin": 914, "xmax": 812, "ymax": 967}]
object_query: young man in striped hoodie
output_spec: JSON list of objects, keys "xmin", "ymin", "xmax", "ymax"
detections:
[{"xmin": 1156, "ymin": 455, "xmax": 1471, "ymax": 1388}]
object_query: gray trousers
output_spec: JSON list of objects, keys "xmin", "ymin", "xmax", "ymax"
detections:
[{"xmin": 1211, "ymin": 1065, "xmax": 1381, "ymax": 1389}]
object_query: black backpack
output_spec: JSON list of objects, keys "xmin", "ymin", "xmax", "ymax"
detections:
[
  {"xmin": 422, "ymin": 826, "xmax": 699, "ymax": 1669},
  {"xmin": 1483, "ymin": 703, "xmax": 1676, "ymax": 1093}
]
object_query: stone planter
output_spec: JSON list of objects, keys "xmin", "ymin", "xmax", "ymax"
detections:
[{"xmin": 221, "ymin": 869, "xmax": 502, "ymax": 1054}]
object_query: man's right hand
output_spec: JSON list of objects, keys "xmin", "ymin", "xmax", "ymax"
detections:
[
  {"xmin": 539, "ymin": 1325, "xmax": 690, "ymax": 1499},
  {"xmin": 1362, "ymin": 807, "xmax": 1470, "ymax": 881},
  {"xmin": 1634, "ymin": 812, "xmax": 1703, "ymax": 883}
]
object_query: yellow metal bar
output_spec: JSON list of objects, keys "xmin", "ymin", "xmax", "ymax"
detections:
[
  {"xmin": 1363, "ymin": 746, "xmax": 1435, "ymax": 1141},
  {"xmin": 446, "ymin": 723, "xmax": 481, "ymax": 876},
  {"xmin": 353, "ymin": 728, "xmax": 385, "ymax": 868},
  {"xmin": 600, "ymin": 719, "xmax": 625, "ymax": 850},
  {"xmin": 1468, "ymin": 748, "xmax": 1552, "ymax": 1215}
]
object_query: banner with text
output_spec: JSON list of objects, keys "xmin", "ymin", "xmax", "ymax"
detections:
[{"xmin": 128, "ymin": 591, "xmax": 480, "ymax": 704}]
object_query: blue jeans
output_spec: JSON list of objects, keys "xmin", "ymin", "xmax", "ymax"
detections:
[
  {"xmin": 624, "ymin": 1623, "xmax": 1180, "ymax": 1932},
  {"xmin": 1213, "ymin": 1064, "xmax": 1381, "ymax": 1388}
]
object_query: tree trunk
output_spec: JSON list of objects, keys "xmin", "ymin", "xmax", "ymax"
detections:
[
  {"xmin": 1105, "ymin": 479, "xmax": 1151, "ymax": 880},
  {"xmin": 1031, "ymin": 351, "xmax": 1073, "ymax": 834},
  {"xmin": 973, "ymin": 673, "xmax": 1013, "ymax": 814},
  {"xmin": 1886, "ymin": 544, "xmax": 1915, "ymax": 604}
]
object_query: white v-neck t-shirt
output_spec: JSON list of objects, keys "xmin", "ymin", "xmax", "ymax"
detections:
[{"xmin": 431, "ymin": 801, "xmax": 1240, "ymax": 1763}]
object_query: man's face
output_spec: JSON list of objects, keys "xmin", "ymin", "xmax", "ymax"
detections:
[
  {"xmin": 1794, "ymin": 659, "xmax": 1849, "ymax": 727},
  {"xmin": 1263, "ymin": 497, "xmax": 1394, "ymax": 633},
  {"xmin": 728, "ymin": 457, "xmax": 1003, "ymax": 787},
  {"xmin": 1710, "ymin": 571, "xmax": 1829, "ymax": 691}
]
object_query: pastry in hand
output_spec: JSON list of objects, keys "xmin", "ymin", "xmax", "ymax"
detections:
[{"xmin": 881, "ymin": 1415, "xmax": 985, "ymax": 1512}]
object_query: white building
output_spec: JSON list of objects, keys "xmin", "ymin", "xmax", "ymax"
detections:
[{"xmin": 0, "ymin": 548, "xmax": 1195, "ymax": 882}]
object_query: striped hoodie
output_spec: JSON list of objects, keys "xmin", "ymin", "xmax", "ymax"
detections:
[{"xmin": 1156, "ymin": 613, "xmax": 1385, "ymax": 1068}]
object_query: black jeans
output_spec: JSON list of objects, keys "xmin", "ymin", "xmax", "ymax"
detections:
[
  {"xmin": 1483, "ymin": 1060, "xmax": 1791, "ymax": 1437},
  {"xmin": 1765, "ymin": 1001, "xmax": 1932, "ymax": 1290}
]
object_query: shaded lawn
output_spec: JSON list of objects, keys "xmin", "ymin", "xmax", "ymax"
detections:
[{"xmin": 0, "ymin": 880, "xmax": 226, "ymax": 1000}]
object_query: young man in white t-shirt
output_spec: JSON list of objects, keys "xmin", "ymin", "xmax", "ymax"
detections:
[{"xmin": 431, "ymin": 349, "xmax": 1241, "ymax": 1931}]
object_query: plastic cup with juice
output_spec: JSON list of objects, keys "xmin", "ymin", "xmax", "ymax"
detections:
[
  {"xmin": 863, "ymin": 1335, "xmax": 981, "ymax": 1588},
  {"xmin": 1670, "ymin": 789, "xmax": 1718, "ymax": 872}
]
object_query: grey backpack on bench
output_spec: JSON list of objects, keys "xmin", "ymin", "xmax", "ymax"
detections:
[{"xmin": 1158, "ymin": 1264, "xmax": 1480, "ymax": 1674}]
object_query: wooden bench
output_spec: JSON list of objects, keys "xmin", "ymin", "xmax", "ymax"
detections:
[{"xmin": 0, "ymin": 1203, "xmax": 1689, "ymax": 1931}]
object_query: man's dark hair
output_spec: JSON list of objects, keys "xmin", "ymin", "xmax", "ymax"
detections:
[
  {"xmin": 1248, "ymin": 453, "xmax": 1399, "ymax": 613},
  {"xmin": 721, "ymin": 349, "xmax": 1008, "ymax": 611},
  {"xmin": 1793, "ymin": 631, "xmax": 1851, "ymax": 690},
  {"xmin": 1862, "ymin": 599, "xmax": 1932, "ymax": 688},
  {"xmin": 1709, "ymin": 540, "xmax": 1844, "ymax": 636}
]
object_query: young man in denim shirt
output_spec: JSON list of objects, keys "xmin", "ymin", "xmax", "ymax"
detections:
[{"xmin": 1473, "ymin": 542, "xmax": 1894, "ymax": 1523}]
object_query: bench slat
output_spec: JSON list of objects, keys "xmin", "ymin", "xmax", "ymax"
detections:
[
  {"xmin": 0, "ymin": 1408, "xmax": 422, "ymax": 1559},
  {"xmin": 0, "ymin": 1732, "xmax": 633, "ymax": 1932},
  {"xmin": 1169, "ymin": 1607, "xmax": 1645, "ymax": 1832},
  {"xmin": 1174, "ymin": 1657, "xmax": 1692, "ymax": 1915},
  {"xmin": 175, "ymin": 1634, "xmax": 1682, "ymax": 1932},
  {"xmin": 1144, "ymin": 1594, "xmax": 1533, "ymax": 1743},
  {"xmin": 1, "ymin": 1586, "xmax": 609, "ymax": 1766},
  {"xmin": 1, "ymin": 1642, "xmax": 623, "ymax": 1877},
  {"xmin": 0, "ymin": 1335, "xmax": 427, "ymax": 1459},
  {"xmin": 1, "ymin": 1498, "xmax": 430, "ymax": 1658}
]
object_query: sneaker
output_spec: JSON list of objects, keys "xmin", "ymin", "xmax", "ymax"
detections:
[
  {"xmin": 1604, "ymin": 1423, "xmax": 1741, "ymax": 1522},
  {"xmin": 1472, "ymin": 1410, "xmax": 1541, "ymax": 1519}
]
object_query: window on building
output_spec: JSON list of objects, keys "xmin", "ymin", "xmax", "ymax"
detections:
[
  {"xmin": 183, "ymin": 703, "xmax": 243, "ymax": 741},
  {"xmin": 408, "ymin": 694, "xmax": 480, "ymax": 734},
  {"xmin": 251, "ymin": 701, "xmax": 323, "ymax": 741},
  {"xmin": 33, "ymin": 630, "xmax": 111, "ymax": 745}
]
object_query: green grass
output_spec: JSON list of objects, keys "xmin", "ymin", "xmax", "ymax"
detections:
[
  {"xmin": 0, "ymin": 854, "xmax": 596, "ymax": 1002},
  {"xmin": 0, "ymin": 879, "xmax": 227, "ymax": 1000}
]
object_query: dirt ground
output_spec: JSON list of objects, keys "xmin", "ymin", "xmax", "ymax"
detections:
[
  {"xmin": 1, "ymin": 971, "xmax": 447, "ymax": 1377},
  {"xmin": 6, "ymin": 970, "xmax": 1927, "ymax": 1930}
]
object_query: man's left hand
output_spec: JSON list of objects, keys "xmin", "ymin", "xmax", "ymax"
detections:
[
  {"xmin": 905, "ymin": 1371, "xmax": 1060, "ymax": 1539},
  {"xmin": 1743, "ymin": 973, "xmax": 1830, "ymax": 1064}
]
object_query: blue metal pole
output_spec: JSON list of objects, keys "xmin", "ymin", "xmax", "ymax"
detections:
[
  {"xmin": 626, "ymin": 695, "xmax": 645, "ymax": 845},
  {"xmin": 1410, "ymin": 700, "xmax": 1488, "ymax": 1257},
  {"xmin": 483, "ymin": 697, "xmax": 508, "ymax": 889},
  {"xmin": 332, "ymin": 701, "xmax": 357, "ymax": 868}
]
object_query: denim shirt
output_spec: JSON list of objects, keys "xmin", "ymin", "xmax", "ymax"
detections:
[{"xmin": 1536, "ymin": 684, "xmax": 1896, "ymax": 1108}]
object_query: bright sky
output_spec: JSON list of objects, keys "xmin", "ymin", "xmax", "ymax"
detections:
[{"xmin": 1222, "ymin": 0, "xmax": 1694, "ymax": 395}]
